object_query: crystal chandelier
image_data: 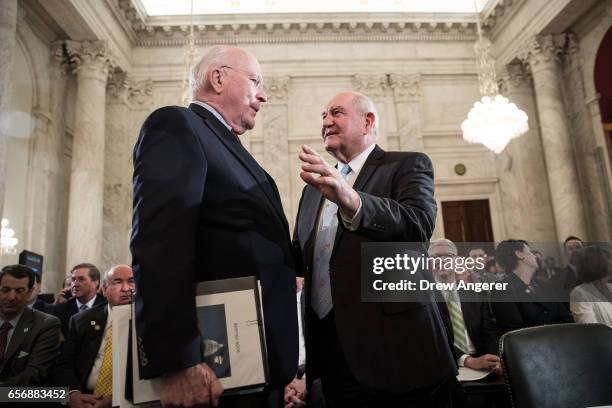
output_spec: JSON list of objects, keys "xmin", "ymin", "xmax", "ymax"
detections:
[
  {"xmin": 461, "ymin": 2, "xmax": 528, "ymax": 153},
  {"xmin": 0, "ymin": 218, "xmax": 18, "ymax": 255}
]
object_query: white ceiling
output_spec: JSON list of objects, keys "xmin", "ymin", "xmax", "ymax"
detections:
[{"xmin": 139, "ymin": 0, "xmax": 490, "ymax": 16}]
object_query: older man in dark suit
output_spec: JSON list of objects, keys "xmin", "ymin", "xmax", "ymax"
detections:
[
  {"xmin": 0, "ymin": 264, "xmax": 60, "ymax": 386},
  {"xmin": 54, "ymin": 264, "xmax": 135, "ymax": 408},
  {"xmin": 131, "ymin": 45, "xmax": 298, "ymax": 407},
  {"xmin": 293, "ymin": 92, "xmax": 455, "ymax": 407}
]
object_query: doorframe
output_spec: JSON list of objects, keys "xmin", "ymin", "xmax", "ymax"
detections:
[{"xmin": 433, "ymin": 187, "xmax": 505, "ymax": 242}]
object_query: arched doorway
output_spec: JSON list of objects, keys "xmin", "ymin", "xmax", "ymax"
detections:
[{"xmin": 594, "ymin": 25, "xmax": 612, "ymax": 161}]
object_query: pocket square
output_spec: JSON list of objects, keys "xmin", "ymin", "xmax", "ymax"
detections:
[{"xmin": 18, "ymin": 351, "xmax": 30, "ymax": 358}]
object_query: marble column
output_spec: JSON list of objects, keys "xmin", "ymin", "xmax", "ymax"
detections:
[
  {"xmin": 521, "ymin": 34, "xmax": 588, "ymax": 241},
  {"xmin": 262, "ymin": 76, "xmax": 291, "ymax": 215},
  {"xmin": 389, "ymin": 73, "xmax": 424, "ymax": 152},
  {"xmin": 352, "ymin": 74, "xmax": 389, "ymax": 149},
  {"xmin": 22, "ymin": 44, "xmax": 69, "ymax": 292},
  {"xmin": 560, "ymin": 35, "xmax": 611, "ymax": 241},
  {"xmin": 497, "ymin": 63, "xmax": 557, "ymax": 242},
  {"xmin": 0, "ymin": 0, "xmax": 18, "ymax": 219},
  {"xmin": 103, "ymin": 72, "xmax": 153, "ymax": 271},
  {"xmin": 64, "ymin": 40, "xmax": 114, "ymax": 270}
]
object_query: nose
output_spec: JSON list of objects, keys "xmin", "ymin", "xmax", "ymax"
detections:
[{"xmin": 257, "ymin": 88, "xmax": 267, "ymax": 103}]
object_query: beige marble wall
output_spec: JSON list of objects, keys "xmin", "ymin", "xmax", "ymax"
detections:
[{"xmin": 6, "ymin": 1, "xmax": 612, "ymax": 293}]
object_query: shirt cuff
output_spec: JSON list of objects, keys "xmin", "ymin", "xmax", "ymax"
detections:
[
  {"xmin": 458, "ymin": 354, "xmax": 469, "ymax": 367},
  {"xmin": 339, "ymin": 196, "xmax": 363, "ymax": 231}
]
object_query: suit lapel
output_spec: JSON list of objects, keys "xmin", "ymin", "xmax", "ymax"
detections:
[
  {"xmin": 2, "ymin": 307, "xmax": 35, "ymax": 365},
  {"xmin": 189, "ymin": 103, "xmax": 288, "ymax": 228},
  {"xmin": 300, "ymin": 186, "xmax": 324, "ymax": 273}
]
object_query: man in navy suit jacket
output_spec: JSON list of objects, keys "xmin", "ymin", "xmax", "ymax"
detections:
[{"xmin": 131, "ymin": 45, "xmax": 298, "ymax": 407}]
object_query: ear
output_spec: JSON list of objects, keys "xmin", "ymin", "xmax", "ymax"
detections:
[
  {"xmin": 208, "ymin": 67, "xmax": 225, "ymax": 94},
  {"xmin": 364, "ymin": 112, "xmax": 375, "ymax": 134}
]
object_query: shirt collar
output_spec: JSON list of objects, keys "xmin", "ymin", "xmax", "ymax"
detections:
[
  {"xmin": 0, "ymin": 308, "xmax": 25, "ymax": 329},
  {"xmin": 191, "ymin": 100, "xmax": 233, "ymax": 132},
  {"xmin": 76, "ymin": 294, "xmax": 97, "ymax": 310},
  {"xmin": 338, "ymin": 143, "xmax": 376, "ymax": 177}
]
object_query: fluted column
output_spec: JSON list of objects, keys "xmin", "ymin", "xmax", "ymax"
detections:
[
  {"xmin": 521, "ymin": 34, "xmax": 587, "ymax": 240},
  {"xmin": 352, "ymin": 74, "xmax": 389, "ymax": 149},
  {"xmin": 262, "ymin": 76, "xmax": 291, "ymax": 213},
  {"xmin": 497, "ymin": 63, "xmax": 557, "ymax": 242},
  {"xmin": 0, "ymin": 0, "xmax": 18, "ymax": 219},
  {"xmin": 64, "ymin": 40, "xmax": 115, "ymax": 269},
  {"xmin": 389, "ymin": 73, "xmax": 423, "ymax": 152},
  {"xmin": 103, "ymin": 72, "xmax": 153, "ymax": 270}
]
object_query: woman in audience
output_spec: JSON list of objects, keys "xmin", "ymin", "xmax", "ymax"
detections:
[
  {"xmin": 570, "ymin": 244, "xmax": 612, "ymax": 326},
  {"xmin": 491, "ymin": 239, "xmax": 574, "ymax": 336}
]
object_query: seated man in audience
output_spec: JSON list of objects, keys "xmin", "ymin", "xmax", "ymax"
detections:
[
  {"xmin": 428, "ymin": 239, "xmax": 501, "ymax": 374},
  {"xmin": 492, "ymin": 240, "xmax": 573, "ymax": 336},
  {"xmin": 28, "ymin": 271, "xmax": 55, "ymax": 315},
  {"xmin": 54, "ymin": 263, "xmax": 107, "ymax": 338},
  {"xmin": 0, "ymin": 264, "xmax": 61, "ymax": 386},
  {"xmin": 552, "ymin": 236, "xmax": 584, "ymax": 292},
  {"xmin": 466, "ymin": 246, "xmax": 489, "ymax": 284},
  {"xmin": 54, "ymin": 264, "xmax": 135, "ymax": 408}
]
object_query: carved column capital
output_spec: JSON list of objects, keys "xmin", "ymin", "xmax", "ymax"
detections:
[
  {"xmin": 352, "ymin": 74, "xmax": 389, "ymax": 99},
  {"xmin": 264, "ymin": 76, "xmax": 290, "ymax": 103},
  {"xmin": 498, "ymin": 63, "xmax": 532, "ymax": 94},
  {"xmin": 64, "ymin": 40, "xmax": 115, "ymax": 81},
  {"xmin": 520, "ymin": 34, "xmax": 568, "ymax": 68},
  {"xmin": 389, "ymin": 73, "xmax": 421, "ymax": 102}
]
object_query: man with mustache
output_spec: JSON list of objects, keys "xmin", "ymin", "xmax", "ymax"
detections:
[
  {"xmin": 131, "ymin": 45, "xmax": 298, "ymax": 407},
  {"xmin": 292, "ymin": 92, "xmax": 456, "ymax": 407},
  {"xmin": 54, "ymin": 264, "xmax": 135, "ymax": 408}
]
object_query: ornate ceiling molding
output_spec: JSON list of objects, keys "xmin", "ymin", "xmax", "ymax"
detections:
[{"xmin": 112, "ymin": 1, "xmax": 478, "ymax": 46}]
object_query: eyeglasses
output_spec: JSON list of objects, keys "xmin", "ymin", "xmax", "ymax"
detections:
[{"xmin": 219, "ymin": 65, "xmax": 264, "ymax": 90}]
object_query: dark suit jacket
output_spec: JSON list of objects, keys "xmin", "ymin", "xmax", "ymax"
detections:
[
  {"xmin": 131, "ymin": 104, "xmax": 298, "ymax": 385},
  {"xmin": 294, "ymin": 146, "xmax": 456, "ymax": 393},
  {"xmin": 438, "ymin": 290, "xmax": 499, "ymax": 359},
  {"xmin": 0, "ymin": 307, "xmax": 61, "ymax": 386},
  {"xmin": 53, "ymin": 295, "xmax": 107, "ymax": 338},
  {"xmin": 491, "ymin": 273, "xmax": 574, "ymax": 336},
  {"xmin": 32, "ymin": 298, "xmax": 55, "ymax": 315},
  {"xmin": 53, "ymin": 303, "xmax": 107, "ymax": 391}
]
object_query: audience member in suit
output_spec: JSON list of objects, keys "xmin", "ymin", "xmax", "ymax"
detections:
[
  {"xmin": 53, "ymin": 263, "xmax": 106, "ymax": 338},
  {"xmin": 429, "ymin": 239, "xmax": 501, "ymax": 373},
  {"xmin": 570, "ymin": 244, "xmax": 612, "ymax": 326},
  {"xmin": 552, "ymin": 236, "xmax": 584, "ymax": 293},
  {"xmin": 28, "ymin": 272, "xmax": 54, "ymax": 315},
  {"xmin": 293, "ymin": 92, "xmax": 455, "ymax": 407},
  {"xmin": 491, "ymin": 240, "xmax": 574, "ymax": 336},
  {"xmin": 536, "ymin": 256, "xmax": 561, "ymax": 282},
  {"xmin": 131, "ymin": 45, "xmax": 298, "ymax": 408},
  {"xmin": 54, "ymin": 264, "xmax": 135, "ymax": 408},
  {"xmin": 0, "ymin": 264, "xmax": 61, "ymax": 386}
]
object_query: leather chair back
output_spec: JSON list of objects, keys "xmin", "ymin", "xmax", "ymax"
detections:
[{"xmin": 500, "ymin": 323, "xmax": 612, "ymax": 408}]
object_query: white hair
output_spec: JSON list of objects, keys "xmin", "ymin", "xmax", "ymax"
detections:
[
  {"xmin": 351, "ymin": 92, "xmax": 379, "ymax": 137},
  {"xmin": 189, "ymin": 45, "xmax": 234, "ymax": 95},
  {"xmin": 428, "ymin": 238, "xmax": 458, "ymax": 257}
]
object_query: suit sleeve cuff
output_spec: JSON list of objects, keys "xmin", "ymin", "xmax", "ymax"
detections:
[{"xmin": 339, "ymin": 197, "xmax": 363, "ymax": 231}]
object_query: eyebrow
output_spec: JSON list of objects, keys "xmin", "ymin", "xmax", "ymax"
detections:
[{"xmin": 322, "ymin": 105, "xmax": 344, "ymax": 116}]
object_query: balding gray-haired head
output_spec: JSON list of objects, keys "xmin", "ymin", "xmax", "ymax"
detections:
[{"xmin": 428, "ymin": 238, "xmax": 458, "ymax": 257}]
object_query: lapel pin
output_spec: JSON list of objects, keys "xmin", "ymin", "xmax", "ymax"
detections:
[
  {"xmin": 91, "ymin": 321, "xmax": 96, "ymax": 326},
  {"xmin": 24, "ymin": 327, "xmax": 29, "ymax": 333},
  {"xmin": 94, "ymin": 325, "xmax": 101, "ymax": 331}
]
